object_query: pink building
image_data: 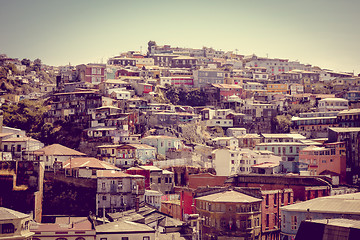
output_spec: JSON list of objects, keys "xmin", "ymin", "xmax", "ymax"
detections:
[
  {"xmin": 76, "ymin": 63, "xmax": 106, "ymax": 85},
  {"xmin": 299, "ymin": 142, "xmax": 346, "ymax": 183}
]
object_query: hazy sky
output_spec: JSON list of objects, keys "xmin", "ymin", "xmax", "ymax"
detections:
[{"xmin": 1, "ymin": 0, "xmax": 359, "ymax": 74}]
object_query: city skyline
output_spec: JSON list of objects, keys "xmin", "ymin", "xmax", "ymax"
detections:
[{"xmin": 1, "ymin": 0, "xmax": 359, "ymax": 74}]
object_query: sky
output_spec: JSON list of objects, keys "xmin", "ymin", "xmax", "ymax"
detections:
[{"xmin": 1, "ymin": 0, "xmax": 359, "ymax": 74}]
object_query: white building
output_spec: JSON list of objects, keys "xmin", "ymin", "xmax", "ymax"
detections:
[
  {"xmin": 318, "ymin": 98, "xmax": 349, "ymax": 112},
  {"xmin": 227, "ymin": 128, "xmax": 246, "ymax": 137},
  {"xmin": 213, "ymin": 148, "xmax": 282, "ymax": 176},
  {"xmin": 109, "ymin": 88, "xmax": 131, "ymax": 100},
  {"xmin": 144, "ymin": 190, "xmax": 162, "ymax": 210},
  {"xmin": 0, "ymin": 207, "xmax": 34, "ymax": 240},
  {"xmin": 211, "ymin": 137, "xmax": 238, "ymax": 149},
  {"xmin": 206, "ymin": 119, "xmax": 233, "ymax": 128}
]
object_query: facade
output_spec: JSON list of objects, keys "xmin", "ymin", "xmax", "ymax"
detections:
[
  {"xmin": 45, "ymin": 90, "xmax": 102, "ymax": 128},
  {"xmin": 144, "ymin": 190, "xmax": 162, "ymax": 209},
  {"xmin": 195, "ymin": 189, "xmax": 262, "ymax": 240},
  {"xmin": 210, "ymin": 137, "xmax": 238, "ymax": 149},
  {"xmin": 140, "ymin": 135, "xmax": 181, "ymax": 156},
  {"xmin": 97, "ymin": 144, "xmax": 156, "ymax": 168},
  {"xmin": 337, "ymin": 108, "xmax": 360, "ymax": 127},
  {"xmin": 255, "ymin": 142, "xmax": 308, "ymax": 173},
  {"xmin": 280, "ymin": 192, "xmax": 360, "ymax": 240},
  {"xmin": 96, "ymin": 170, "xmax": 145, "ymax": 215},
  {"xmin": 136, "ymin": 166, "xmax": 174, "ymax": 194},
  {"xmin": 291, "ymin": 111, "xmax": 338, "ymax": 138},
  {"xmin": 299, "ymin": 142, "xmax": 346, "ymax": 183},
  {"xmin": 0, "ymin": 207, "xmax": 33, "ymax": 240},
  {"xmin": 261, "ymin": 189, "xmax": 293, "ymax": 240},
  {"xmin": 318, "ymin": 98, "xmax": 349, "ymax": 112},
  {"xmin": 193, "ymin": 69, "xmax": 225, "ymax": 88},
  {"xmin": 76, "ymin": 64, "xmax": 106, "ymax": 85},
  {"xmin": 1, "ymin": 137, "xmax": 44, "ymax": 161}
]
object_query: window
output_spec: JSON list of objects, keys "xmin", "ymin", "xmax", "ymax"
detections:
[
  {"xmin": 158, "ymin": 178, "xmax": 161, "ymax": 183},
  {"xmin": 17, "ymin": 144, "xmax": 21, "ymax": 152},
  {"xmin": 1, "ymin": 223, "xmax": 15, "ymax": 233},
  {"xmin": 121, "ymin": 238, "xmax": 129, "ymax": 240},
  {"xmin": 291, "ymin": 215, "xmax": 298, "ymax": 230},
  {"xmin": 102, "ymin": 183, "xmax": 106, "ymax": 190},
  {"xmin": 266, "ymin": 214, "xmax": 269, "ymax": 228},
  {"xmin": 102, "ymin": 196, "xmax": 107, "ymax": 200},
  {"xmin": 266, "ymin": 194, "xmax": 269, "ymax": 206},
  {"xmin": 143, "ymin": 237, "xmax": 150, "ymax": 240}
]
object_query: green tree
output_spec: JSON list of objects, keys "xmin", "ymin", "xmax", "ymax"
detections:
[
  {"xmin": 21, "ymin": 58, "xmax": 31, "ymax": 67},
  {"xmin": 273, "ymin": 114, "xmax": 292, "ymax": 133},
  {"xmin": 2, "ymin": 99, "xmax": 49, "ymax": 139}
]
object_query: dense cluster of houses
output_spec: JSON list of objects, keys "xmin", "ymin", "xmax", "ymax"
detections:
[{"xmin": 1, "ymin": 43, "xmax": 360, "ymax": 240}]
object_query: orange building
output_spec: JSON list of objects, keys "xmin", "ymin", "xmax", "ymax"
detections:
[{"xmin": 299, "ymin": 142, "xmax": 346, "ymax": 183}]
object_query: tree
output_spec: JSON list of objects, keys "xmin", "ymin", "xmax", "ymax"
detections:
[
  {"xmin": 33, "ymin": 58, "xmax": 42, "ymax": 72},
  {"xmin": 273, "ymin": 115, "xmax": 292, "ymax": 133},
  {"xmin": 21, "ymin": 58, "xmax": 31, "ymax": 67},
  {"xmin": 1, "ymin": 99, "xmax": 49, "ymax": 139}
]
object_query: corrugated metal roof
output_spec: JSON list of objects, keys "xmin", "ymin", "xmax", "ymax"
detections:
[{"xmin": 281, "ymin": 193, "xmax": 360, "ymax": 214}]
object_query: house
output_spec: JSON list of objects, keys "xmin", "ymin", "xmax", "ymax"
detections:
[
  {"xmin": 141, "ymin": 135, "xmax": 181, "ymax": 156},
  {"xmin": 45, "ymin": 90, "xmax": 102, "ymax": 128},
  {"xmin": 193, "ymin": 69, "xmax": 225, "ymax": 88},
  {"xmin": 337, "ymin": 108, "xmax": 360, "ymax": 127},
  {"xmin": 98, "ymin": 79, "xmax": 130, "ymax": 96},
  {"xmin": 30, "ymin": 217, "xmax": 95, "ymax": 240},
  {"xmin": 32, "ymin": 144, "xmax": 86, "ymax": 171},
  {"xmin": 226, "ymin": 128, "xmax": 246, "ymax": 137},
  {"xmin": 1, "ymin": 137, "xmax": 44, "ymax": 161},
  {"xmin": 170, "ymin": 55, "xmax": 197, "ymax": 68},
  {"xmin": 255, "ymin": 142, "xmax": 308, "ymax": 173},
  {"xmin": 109, "ymin": 88, "xmax": 131, "ymax": 100},
  {"xmin": 96, "ymin": 170, "xmax": 145, "ymax": 215},
  {"xmin": 280, "ymin": 192, "xmax": 360, "ymax": 240},
  {"xmin": 210, "ymin": 137, "xmax": 238, "ymax": 149},
  {"xmin": 318, "ymin": 98, "xmax": 349, "ymax": 112},
  {"xmin": 206, "ymin": 118, "xmax": 233, "ymax": 128},
  {"xmin": 291, "ymin": 111, "xmax": 339, "ymax": 138},
  {"xmin": 237, "ymin": 134, "xmax": 262, "ymax": 149},
  {"xmin": 95, "ymin": 220, "xmax": 155, "ymax": 240},
  {"xmin": 63, "ymin": 157, "xmax": 119, "ymax": 178},
  {"xmin": 299, "ymin": 142, "xmax": 346, "ymax": 183},
  {"xmin": 76, "ymin": 63, "xmax": 106, "ymax": 85},
  {"xmin": 0, "ymin": 207, "xmax": 34, "ymax": 240},
  {"xmin": 127, "ymin": 165, "xmax": 174, "ymax": 194},
  {"xmin": 212, "ymin": 148, "xmax": 281, "ymax": 176},
  {"xmin": 144, "ymin": 190, "xmax": 162, "ymax": 209},
  {"xmin": 97, "ymin": 144, "xmax": 156, "ymax": 168},
  {"xmin": 195, "ymin": 189, "xmax": 262, "ymax": 240}
]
